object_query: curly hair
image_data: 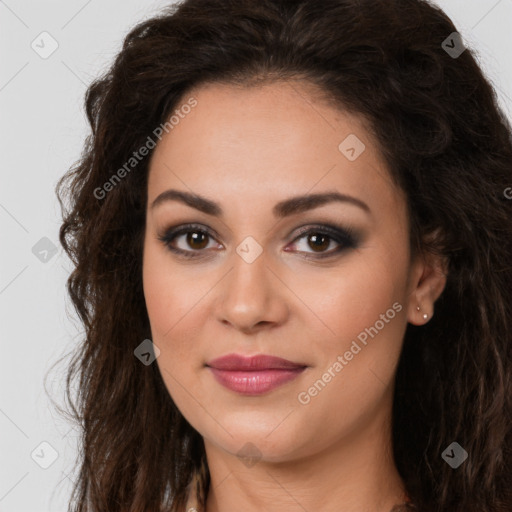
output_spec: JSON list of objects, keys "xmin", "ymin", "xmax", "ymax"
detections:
[{"xmin": 54, "ymin": 0, "xmax": 512, "ymax": 510}]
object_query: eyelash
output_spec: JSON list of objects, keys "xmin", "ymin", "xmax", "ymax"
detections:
[{"xmin": 157, "ymin": 223, "xmax": 359, "ymax": 260}]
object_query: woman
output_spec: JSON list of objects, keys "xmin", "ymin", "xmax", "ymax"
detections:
[{"xmin": 55, "ymin": 0, "xmax": 512, "ymax": 511}]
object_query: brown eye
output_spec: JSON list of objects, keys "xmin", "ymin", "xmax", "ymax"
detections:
[
  {"xmin": 159, "ymin": 223, "xmax": 358, "ymax": 260},
  {"xmin": 157, "ymin": 224, "xmax": 219, "ymax": 258},
  {"xmin": 285, "ymin": 224, "xmax": 359, "ymax": 259},
  {"xmin": 306, "ymin": 233, "xmax": 331, "ymax": 252},
  {"xmin": 185, "ymin": 231, "xmax": 209, "ymax": 250}
]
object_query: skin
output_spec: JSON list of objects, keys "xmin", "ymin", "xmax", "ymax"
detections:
[{"xmin": 142, "ymin": 80, "xmax": 447, "ymax": 512}]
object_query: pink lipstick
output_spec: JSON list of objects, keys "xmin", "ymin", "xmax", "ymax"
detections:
[{"xmin": 206, "ymin": 353, "xmax": 307, "ymax": 395}]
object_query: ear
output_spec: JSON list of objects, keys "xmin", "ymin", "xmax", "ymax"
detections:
[{"xmin": 406, "ymin": 244, "xmax": 449, "ymax": 326}]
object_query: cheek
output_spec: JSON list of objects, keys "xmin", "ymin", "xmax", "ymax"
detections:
[
  {"xmin": 142, "ymin": 236, "xmax": 205, "ymax": 336},
  {"xmin": 142, "ymin": 239, "xmax": 213, "ymax": 419},
  {"xmin": 142, "ymin": 241, "xmax": 196, "ymax": 365},
  {"xmin": 301, "ymin": 241, "xmax": 409, "ymax": 393},
  {"xmin": 308, "ymin": 247, "xmax": 408, "ymax": 343}
]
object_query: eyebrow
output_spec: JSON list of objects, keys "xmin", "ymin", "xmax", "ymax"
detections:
[{"xmin": 150, "ymin": 189, "xmax": 371, "ymax": 217}]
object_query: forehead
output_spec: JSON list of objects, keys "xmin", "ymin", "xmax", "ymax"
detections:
[{"xmin": 147, "ymin": 80, "xmax": 404, "ymax": 218}]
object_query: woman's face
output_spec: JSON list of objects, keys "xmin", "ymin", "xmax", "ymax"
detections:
[{"xmin": 143, "ymin": 81, "xmax": 435, "ymax": 463}]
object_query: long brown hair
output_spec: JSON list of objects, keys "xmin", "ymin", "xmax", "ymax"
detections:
[{"xmin": 54, "ymin": 0, "xmax": 512, "ymax": 510}]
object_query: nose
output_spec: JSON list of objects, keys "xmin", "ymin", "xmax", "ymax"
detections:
[{"xmin": 215, "ymin": 250, "xmax": 290, "ymax": 335}]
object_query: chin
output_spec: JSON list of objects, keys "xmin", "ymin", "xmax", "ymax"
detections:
[{"xmin": 203, "ymin": 419, "xmax": 313, "ymax": 464}]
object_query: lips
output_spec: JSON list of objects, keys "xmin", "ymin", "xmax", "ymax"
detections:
[
  {"xmin": 206, "ymin": 353, "xmax": 307, "ymax": 395},
  {"xmin": 206, "ymin": 353, "xmax": 306, "ymax": 371}
]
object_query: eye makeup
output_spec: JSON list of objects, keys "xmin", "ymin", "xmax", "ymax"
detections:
[{"xmin": 156, "ymin": 221, "xmax": 361, "ymax": 261}]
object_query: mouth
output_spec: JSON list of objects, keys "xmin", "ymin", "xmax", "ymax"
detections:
[{"xmin": 205, "ymin": 353, "xmax": 308, "ymax": 395}]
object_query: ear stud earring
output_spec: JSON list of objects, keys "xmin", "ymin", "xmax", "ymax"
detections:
[{"xmin": 416, "ymin": 305, "xmax": 428, "ymax": 320}]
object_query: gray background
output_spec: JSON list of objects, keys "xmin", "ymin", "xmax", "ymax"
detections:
[{"xmin": 1, "ymin": 1, "xmax": 511, "ymax": 510}]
